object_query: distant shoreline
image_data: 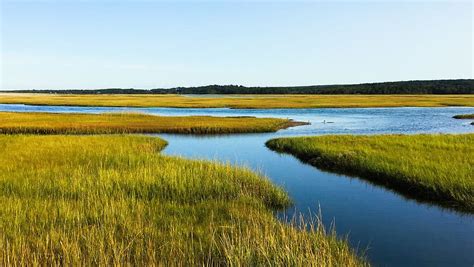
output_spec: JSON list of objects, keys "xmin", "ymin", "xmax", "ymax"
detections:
[
  {"xmin": 1, "ymin": 79, "xmax": 473, "ymax": 95},
  {"xmin": 0, "ymin": 93, "xmax": 472, "ymax": 109}
]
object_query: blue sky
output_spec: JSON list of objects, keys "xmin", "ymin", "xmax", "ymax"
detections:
[{"xmin": 1, "ymin": 0, "xmax": 472, "ymax": 89}]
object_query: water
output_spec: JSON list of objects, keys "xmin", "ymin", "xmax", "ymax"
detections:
[{"xmin": 1, "ymin": 104, "xmax": 473, "ymax": 266}]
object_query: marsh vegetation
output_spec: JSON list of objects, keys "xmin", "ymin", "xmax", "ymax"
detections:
[
  {"xmin": 0, "ymin": 112, "xmax": 304, "ymax": 134},
  {"xmin": 1, "ymin": 106, "xmax": 473, "ymax": 265},
  {"xmin": 266, "ymin": 134, "xmax": 474, "ymax": 212},
  {"xmin": 0, "ymin": 135, "xmax": 365, "ymax": 265},
  {"xmin": 0, "ymin": 93, "xmax": 473, "ymax": 109}
]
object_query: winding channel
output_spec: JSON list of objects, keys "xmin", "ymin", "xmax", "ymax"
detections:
[{"xmin": 1, "ymin": 104, "xmax": 473, "ymax": 266}]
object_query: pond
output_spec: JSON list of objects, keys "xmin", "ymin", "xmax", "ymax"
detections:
[{"xmin": 1, "ymin": 104, "xmax": 473, "ymax": 266}]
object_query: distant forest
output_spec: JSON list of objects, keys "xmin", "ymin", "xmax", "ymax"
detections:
[{"xmin": 4, "ymin": 79, "xmax": 473, "ymax": 95}]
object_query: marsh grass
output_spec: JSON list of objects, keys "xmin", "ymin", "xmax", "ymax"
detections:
[
  {"xmin": 0, "ymin": 112, "xmax": 305, "ymax": 134},
  {"xmin": 266, "ymin": 134, "xmax": 474, "ymax": 212},
  {"xmin": 0, "ymin": 93, "xmax": 473, "ymax": 108},
  {"xmin": 0, "ymin": 135, "xmax": 365, "ymax": 266}
]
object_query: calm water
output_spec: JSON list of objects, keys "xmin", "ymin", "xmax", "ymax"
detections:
[{"xmin": 1, "ymin": 104, "xmax": 474, "ymax": 266}]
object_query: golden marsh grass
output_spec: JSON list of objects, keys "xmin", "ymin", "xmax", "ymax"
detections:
[
  {"xmin": 266, "ymin": 134, "xmax": 474, "ymax": 212},
  {"xmin": 0, "ymin": 112, "xmax": 305, "ymax": 134},
  {"xmin": 0, "ymin": 135, "xmax": 366, "ymax": 266},
  {"xmin": 0, "ymin": 93, "xmax": 473, "ymax": 108}
]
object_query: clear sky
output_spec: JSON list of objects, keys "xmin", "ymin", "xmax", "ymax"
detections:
[{"xmin": 1, "ymin": 0, "xmax": 472, "ymax": 89}]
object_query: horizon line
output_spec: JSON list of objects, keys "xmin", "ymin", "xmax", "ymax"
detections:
[{"xmin": 1, "ymin": 78, "xmax": 472, "ymax": 91}]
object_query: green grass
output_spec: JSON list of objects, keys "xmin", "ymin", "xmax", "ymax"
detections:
[
  {"xmin": 0, "ymin": 112, "xmax": 306, "ymax": 134},
  {"xmin": 0, "ymin": 93, "xmax": 473, "ymax": 108},
  {"xmin": 0, "ymin": 135, "xmax": 365, "ymax": 266},
  {"xmin": 266, "ymin": 134, "xmax": 474, "ymax": 212}
]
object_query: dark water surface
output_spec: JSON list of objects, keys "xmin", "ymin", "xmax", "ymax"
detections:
[{"xmin": 1, "ymin": 104, "xmax": 474, "ymax": 266}]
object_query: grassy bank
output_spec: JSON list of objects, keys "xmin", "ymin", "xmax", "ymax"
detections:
[
  {"xmin": 0, "ymin": 93, "xmax": 473, "ymax": 108},
  {"xmin": 0, "ymin": 135, "xmax": 365, "ymax": 265},
  {"xmin": 0, "ymin": 112, "xmax": 305, "ymax": 134},
  {"xmin": 266, "ymin": 134, "xmax": 474, "ymax": 212}
]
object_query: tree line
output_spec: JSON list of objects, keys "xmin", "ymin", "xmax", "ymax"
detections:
[{"xmin": 3, "ymin": 79, "xmax": 473, "ymax": 94}]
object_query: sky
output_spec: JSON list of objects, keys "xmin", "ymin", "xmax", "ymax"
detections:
[{"xmin": 0, "ymin": 0, "xmax": 472, "ymax": 89}]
